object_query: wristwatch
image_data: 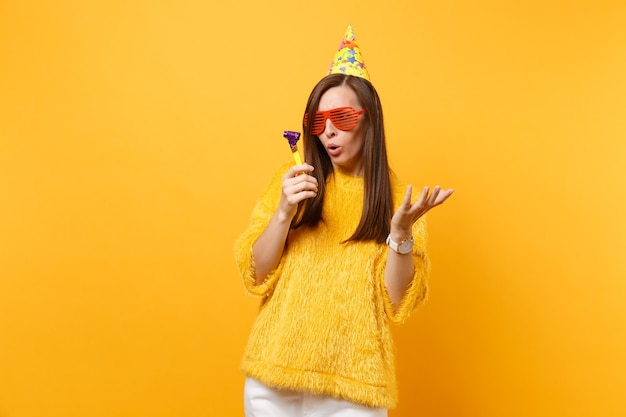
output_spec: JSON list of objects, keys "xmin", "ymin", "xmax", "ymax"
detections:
[{"xmin": 386, "ymin": 234, "xmax": 414, "ymax": 254}]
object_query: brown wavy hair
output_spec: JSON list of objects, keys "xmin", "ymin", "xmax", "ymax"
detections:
[{"xmin": 290, "ymin": 74, "xmax": 393, "ymax": 244}]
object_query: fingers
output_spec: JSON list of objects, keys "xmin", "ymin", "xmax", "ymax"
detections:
[
  {"xmin": 287, "ymin": 179, "xmax": 318, "ymax": 197},
  {"xmin": 429, "ymin": 186, "xmax": 454, "ymax": 206},
  {"xmin": 392, "ymin": 184, "xmax": 453, "ymax": 230},
  {"xmin": 286, "ymin": 163, "xmax": 314, "ymax": 177},
  {"xmin": 282, "ymin": 164, "xmax": 318, "ymax": 204},
  {"xmin": 402, "ymin": 185, "xmax": 413, "ymax": 206},
  {"xmin": 408, "ymin": 184, "xmax": 454, "ymax": 212},
  {"xmin": 427, "ymin": 185, "xmax": 441, "ymax": 206},
  {"xmin": 437, "ymin": 188, "xmax": 454, "ymax": 205},
  {"xmin": 414, "ymin": 185, "xmax": 430, "ymax": 207},
  {"xmin": 417, "ymin": 185, "xmax": 454, "ymax": 210},
  {"xmin": 284, "ymin": 164, "xmax": 315, "ymax": 183}
]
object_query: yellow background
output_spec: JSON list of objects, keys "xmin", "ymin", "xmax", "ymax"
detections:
[{"xmin": 1, "ymin": 1, "xmax": 625, "ymax": 416}]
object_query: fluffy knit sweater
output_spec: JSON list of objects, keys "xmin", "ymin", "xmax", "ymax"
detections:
[{"xmin": 234, "ymin": 162, "xmax": 430, "ymax": 409}]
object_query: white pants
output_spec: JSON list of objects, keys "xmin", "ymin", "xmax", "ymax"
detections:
[{"xmin": 244, "ymin": 378, "xmax": 388, "ymax": 417}]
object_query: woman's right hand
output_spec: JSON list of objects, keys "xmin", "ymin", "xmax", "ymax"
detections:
[
  {"xmin": 251, "ymin": 163, "xmax": 318, "ymax": 284},
  {"xmin": 278, "ymin": 164, "xmax": 318, "ymax": 220}
]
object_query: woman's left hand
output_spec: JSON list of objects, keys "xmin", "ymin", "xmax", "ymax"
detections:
[{"xmin": 391, "ymin": 185, "xmax": 454, "ymax": 235}]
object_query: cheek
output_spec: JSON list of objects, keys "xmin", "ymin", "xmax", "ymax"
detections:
[
  {"xmin": 352, "ymin": 125, "xmax": 367, "ymax": 149},
  {"xmin": 355, "ymin": 117, "xmax": 368, "ymax": 138}
]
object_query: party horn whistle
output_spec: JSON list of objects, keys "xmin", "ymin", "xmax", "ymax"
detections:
[{"xmin": 283, "ymin": 131, "xmax": 303, "ymax": 165}]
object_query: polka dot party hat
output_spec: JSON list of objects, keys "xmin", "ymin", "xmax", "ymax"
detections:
[{"xmin": 328, "ymin": 24, "xmax": 370, "ymax": 81}]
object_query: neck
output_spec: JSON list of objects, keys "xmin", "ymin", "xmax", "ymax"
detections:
[{"xmin": 332, "ymin": 162, "xmax": 364, "ymax": 178}]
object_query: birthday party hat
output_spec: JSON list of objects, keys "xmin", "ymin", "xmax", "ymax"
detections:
[{"xmin": 328, "ymin": 24, "xmax": 370, "ymax": 81}]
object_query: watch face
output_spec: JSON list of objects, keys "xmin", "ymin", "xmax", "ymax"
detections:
[
  {"xmin": 399, "ymin": 239, "xmax": 413, "ymax": 254},
  {"xmin": 387, "ymin": 235, "xmax": 414, "ymax": 254}
]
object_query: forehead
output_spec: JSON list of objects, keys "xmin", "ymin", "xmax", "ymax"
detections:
[{"xmin": 317, "ymin": 85, "xmax": 360, "ymax": 111}]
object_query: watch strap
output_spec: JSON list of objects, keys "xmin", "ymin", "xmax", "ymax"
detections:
[{"xmin": 386, "ymin": 234, "xmax": 414, "ymax": 254}]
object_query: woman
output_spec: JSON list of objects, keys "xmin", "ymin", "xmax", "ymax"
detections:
[{"xmin": 235, "ymin": 26, "xmax": 453, "ymax": 417}]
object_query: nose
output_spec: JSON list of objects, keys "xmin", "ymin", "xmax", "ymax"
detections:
[{"xmin": 323, "ymin": 117, "xmax": 337, "ymax": 137}]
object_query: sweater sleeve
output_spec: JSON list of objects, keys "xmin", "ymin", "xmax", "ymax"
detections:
[
  {"xmin": 234, "ymin": 163, "xmax": 290, "ymax": 297},
  {"xmin": 378, "ymin": 216, "xmax": 431, "ymax": 325}
]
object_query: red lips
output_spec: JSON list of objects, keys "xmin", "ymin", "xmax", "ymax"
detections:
[{"xmin": 327, "ymin": 144, "xmax": 341, "ymax": 156}]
